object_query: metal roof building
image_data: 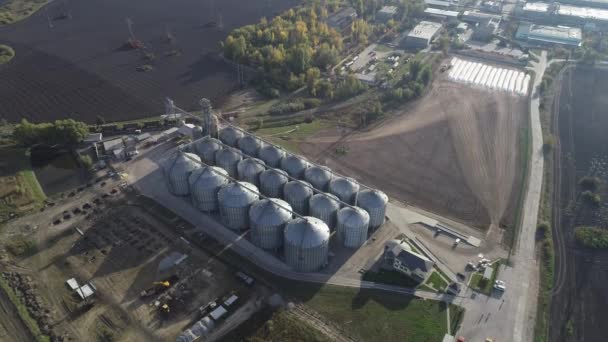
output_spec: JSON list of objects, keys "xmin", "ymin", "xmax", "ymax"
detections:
[
  {"xmin": 424, "ymin": 8, "xmax": 460, "ymax": 19},
  {"xmin": 516, "ymin": 23, "xmax": 583, "ymax": 46},
  {"xmin": 522, "ymin": 1, "xmax": 551, "ymax": 13},
  {"xmin": 557, "ymin": 4, "xmax": 608, "ymax": 22},
  {"xmin": 402, "ymin": 21, "xmax": 443, "ymax": 49},
  {"xmin": 377, "ymin": 6, "xmax": 398, "ymax": 23}
]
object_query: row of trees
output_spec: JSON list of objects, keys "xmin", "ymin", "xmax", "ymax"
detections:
[
  {"xmin": 384, "ymin": 59, "xmax": 433, "ymax": 103},
  {"xmin": 12, "ymin": 119, "xmax": 89, "ymax": 146}
]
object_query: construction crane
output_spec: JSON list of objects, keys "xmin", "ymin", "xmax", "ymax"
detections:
[{"xmin": 126, "ymin": 17, "xmax": 145, "ymax": 50}]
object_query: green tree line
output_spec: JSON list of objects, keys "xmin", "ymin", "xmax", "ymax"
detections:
[{"xmin": 12, "ymin": 119, "xmax": 89, "ymax": 146}]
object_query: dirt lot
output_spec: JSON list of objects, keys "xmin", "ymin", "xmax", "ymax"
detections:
[
  {"xmin": 0, "ymin": 0, "xmax": 298, "ymax": 123},
  {"xmin": 300, "ymin": 73, "xmax": 527, "ymax": 232},
  {"xmin": 550, "ymin": 66, "xmax": 608, "ymax": 342},
  {"xmin": 0, "ymin": 184, "xmax": 254, "ymax": 341}
]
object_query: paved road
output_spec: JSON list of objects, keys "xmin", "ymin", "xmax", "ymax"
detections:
[
  {"xmin": 125, "ymin": 148, "xmax": 458, "ymax": 304},
  {"xmin": 456, "ymin": 51, "xmax": 547, "ymax": 342}
]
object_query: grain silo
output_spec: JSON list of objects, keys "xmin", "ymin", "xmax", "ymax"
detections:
[
  {"xmin": 259, "ymin": 168, "xmax": 289, "ymax": 198},
  {"xmin": 192, "ymin": 126, "xmax": 203, "ymax": 140},
  {"xmin": 304, "ymin": 165, "xmax": 333, "ymax": 191},
  {"xmin": 237, "ymin": 134, "xmax": 263, "ymax": 158},
  {"xmin": 188, "ymin": 166, "xmax": 229, "ymax": 212},
  {"xmin": 309, "ymin": 193, "xmax": 341, "ymax": 230},
  {"xmin": 219, "ymin": 126, "xmax": 244, "ymax": 147},
  {"xmin": 281, "ymin": 154, "xmax": 310, "ymax": 179},
  {"xmin": 163, "ymin": 151, "xmax": 201, "ymax": 196},
  {"xmin": 283, "ymin": 180, "xmax": 314, "ymax": 215},
  {"xmin": 336, "ymin": 206, "xmax": 370, "ymax": 248},
  {"xmin": 258, "ymin": 145, "xmax": 286, "ymax": 168},
  {"xmin": 194, "ymin": 136, "xmax": 222, "ymax": 165},
  {"xmin": 283, "ymin": 217, "xmax": 330, "ymax": 272},
  {"xmin": 329, "ymin": 177, "xmax": 360, "ymax": 205},
  {"xmin": 249, "ymin": 198, "xmax": 293, "ymax": 250},
  {"xmin": 215, "ymin": 147, "xmax": 243, "ymax": 178},
  {"xmin": 218, "ymin": 182, "xmax": 259, "ymax": 230},
  {"xmin": 357, "ymin": 189, "xmax": 388, "ymax": 229},
  {"xmin": 237, "ymin": 158, "xmax": 265, "ymax": 187}
]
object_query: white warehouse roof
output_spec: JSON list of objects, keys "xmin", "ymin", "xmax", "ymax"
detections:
[
  {"xmin": 424, "ymin": 8, "xmax": 460, "ymax": 18},
  {"xmin": 558, "ymin": 4, "xmax": 608, "ymax": 22},
  {"xmin": 523, "ymin": 2, "xmax": 550, "ymax": 13},
  {"xmin": 518, "ymin": 23, "xmax": 582, "ymax": 46},
  {"xmin": 407, "ymin": 21, "xmax": 443, "ymax": 40}
]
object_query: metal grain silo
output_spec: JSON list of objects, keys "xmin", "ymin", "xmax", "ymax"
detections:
[
  {"xmin": 194, "ymin": 136, "xmax": 222, "ymax": 165},
  {"xmin": 188, "ymin": 166, "xmax": 229, "ymax": 212},
  {"xmin": 304, "ymin": 165, "xmax": 333, "ymax": 191},
  {"xmin": 357, "ymin": 189, "xmax": 388, "ymax": 229},
  {"xmin": 193, "ymin": 126, "xmax": 203, "ymax": 139},
  {"xmin": 336, "ymin": 206, "xmax": 370, "ymax": 248},
  {"xmin": 215, "ymin": 147, "xmax": 243, "ymax": 178},
  {"xmin": 284, "ymin": 217, "xmax": 330, "ymax": 272},
  {"xmin": 219, "ymin": 126, "xmax": 244, "ymax": 147},
  {"xmin": 329, "ymin": 177, "xmax": 360, "ymax": 205},
  {"xmin": 283, "ymin": 180, "xmax": 314, "ymax": 215},
  {"xmin": 163, "ymin": 151, "xmax": 201, "ymax": 196},
  {"xmin": 218, "ymin": 182, "xmax": 259, "ymax": 230},
  {"xmin": 309, "ymin": 193, "xmax": 340, "ymax": 230},
  {"xmin": 237, "ymin": 158, "xmax": 265, "ymax": 187},
  {"xmin": 258, "ymin": 145, "xmax": 286, "ymax": 168},
  {"xmin": 249, "ymin": 198, "xmax": 293, "ymax": 250},
  {"xmin": 281, "ymin": 154, "xmax": 310, "ymax": 179},
  {"xmin": 259, "ymin": 168, "xmax": 289, "ymax": 198},
  {"xmin": 237, "ymin": 134, "xmax": 263, "ymax": 157}
]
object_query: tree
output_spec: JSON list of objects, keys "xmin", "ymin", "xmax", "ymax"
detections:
[
  {"xmin": 409, "ymin": 59, "xmax": 423, "ymax": 80},
  {"xmin": 288, "ymin": 44, "xmax": 313, "ymax": 73},
  {"xmin": 418, "ymin": 65, "xmax": 432, "ymax": 86},
  {"xmin": 96, "ymin": 115, "xmax": 105, "ymax": 126},
  {"xmin": 314, "ymin": 43, "xmax": 339, "ymax": 69},
  {"xmin": 306, "ymin": 67, "xmax": 321, "ymax": 96},
  {"xmin": 12, "ymin": 119, "xmax": 89, "ymax": 146},
  {"xmin": 351, "ymin": 19, "xmax": 370, "ymax": 45},
  {"xmin": 224, "ymin": 35, "xmax": 247, "ymax": 61}
]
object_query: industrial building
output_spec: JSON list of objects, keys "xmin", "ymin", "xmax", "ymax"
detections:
[
  {"xmin": 425, "ymin": 0, "xmax": 459, "ymax": 9},
  {"xmin": 161, "ymin": 122, "xmax": 389, "ymax": 273},
  {"xmin": 423, "ymin": 8, "xmax": 460, "ymax": 20},
  {"xmin": 327, "ymin": 7, "xmax": 358, "ymax": 30},
  {"xmin": 376, "ymin": 5, "xmax": 398, "ymax": 23},
  {"xmin": 461, "ymin": 11, "xmax": 502, "ymax": 41},
  {"xmin": 557, "ymin": 4, "xmax": 608, "ymax": 25},
  {"xmin": 481, "ymin": 0, "xmax": 503, "ymax": 13},
  {"xmin": 516, "ymin": 23, "xmax": 583, "ymax": 46},
  {"xmin": 401, "ymin": 21, "xmax": 443, "ymax": 49}
]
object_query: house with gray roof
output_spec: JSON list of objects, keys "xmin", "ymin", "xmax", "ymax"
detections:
[{"xmin": 382, "ymin": 239, "xmax": 435, "ymax": 282}]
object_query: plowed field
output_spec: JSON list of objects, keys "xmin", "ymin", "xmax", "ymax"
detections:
[
  {"xmin": 301, "ymin": 76, "xmax": 527, "ymax": 231},
  {"xmin": 0, "ymin": 0, "xmax": 298, "ymax": 123}
]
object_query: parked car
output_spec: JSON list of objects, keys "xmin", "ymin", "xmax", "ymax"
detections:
[{"xmin": 494, "ymin": 280, "xmax": 506, "ymax": 291}]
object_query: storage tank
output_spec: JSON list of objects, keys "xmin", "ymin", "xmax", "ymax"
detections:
[
  {"xmin": 336, "ymin": 206, "xmax": 370, "ymax": 248},
  {"xmin": 283, "ymin": 217, "xmax": 330, "ymax": 272},
  {"xmin": 163, "ymin": 151, "xmax": 201, "ymax": 196},
  {"xmin": 237, "ymin": 158, "xmax": 265, "ymax": 187},
  {"xmin": 188, "ymin": 166, "xmax": 229, "ymax": 212},
  {"xmin": 219, "ymin": 126, "xmax": 244, "ymax": 147},
  {"xmin": 304, "ymin": 165, "xmax": 333, "ymax": 191},
  {"xmin": 283, "ymin": 180, "xmax": 314, "ymax": 215},
  {"xmin": 259, "ymin": 168, "xmax": 289, "ymax": 198},
  {"xmin": 258, "ymin": 145, "xmax": 286, "ymax": 167},
  {"xmin": 309, "ymin": 193, "xmax": 340, "ymax": 230},
  {"xmin": 357, "ymin": 189, "xmax": 388, "ymax": 229},
  {"xmin": 237, "ymin": 135, "xmax": 263, "ymax": 157},
  {"xmin": 215, "ymin": 147, "xmax": 242, "ymax": 178},
  {"xmin": 329, "ymin": 177, "xmax": 360, "ymax": 204},
  {"xmin": 194, "ymin": 136, "xmax": 222, "ymax": 165},
  {"xmin": 192, "ymin": 126, "xmax": 203, "ymax": 139},
  {"xmin": 249, "ymin": 198, "xmax": 293, "ymax": 250},
  {"xmin": 281, "ymin": 154, "xmax": 310, "ymax": 179},
  {"xmin": 218, "ymin": 182, "xmax": 259, "ymax": 230}
]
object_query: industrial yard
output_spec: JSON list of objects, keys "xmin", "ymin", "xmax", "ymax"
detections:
[{"xmin": 300, "ymin": 63, "xmax": 528, "ymax": 235}]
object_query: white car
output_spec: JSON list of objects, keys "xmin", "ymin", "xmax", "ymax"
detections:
[{"xmin": 494, "ymin": 280, "xmax": 506, "ymax": 291}]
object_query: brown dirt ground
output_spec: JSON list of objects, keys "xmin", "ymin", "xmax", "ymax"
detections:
[{"xmin": 300, "ymin": 76, "xmax": 527, "ymax": 232}]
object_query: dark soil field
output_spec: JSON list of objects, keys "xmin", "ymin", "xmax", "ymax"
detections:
[
  {"xmin": 0, "ymin": 0, "xmax": 299, "ymax": 123},
  {"xmin": 300, "ymin": 76, "xmax": 527, "ymax": 233},
  {"xmin": 551, "ymin": 66, "xmax": 608, "ymax": 342}
]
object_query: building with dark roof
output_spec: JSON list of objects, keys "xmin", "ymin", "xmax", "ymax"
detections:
[
  {"xmin": 382, "ymin": 240, "xmax": 435, "ymax": 281},
  {"xmin": 328, "ymin": 7, "xmax": 358, "ymax": 30}
]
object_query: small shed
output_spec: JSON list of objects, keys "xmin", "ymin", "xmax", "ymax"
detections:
[{"xmin": 482, "ymin": 266, "xmax": 493, "ymax": 280}]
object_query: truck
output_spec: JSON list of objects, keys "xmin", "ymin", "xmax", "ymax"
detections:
[{"xmin": 235, "ymin": 272, "xmax": 254, "ymax": 287}]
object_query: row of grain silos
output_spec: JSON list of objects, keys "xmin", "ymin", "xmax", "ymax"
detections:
[{"xmin": 162, "ymin": 125, "xmax": 389, "ymax": 272}]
